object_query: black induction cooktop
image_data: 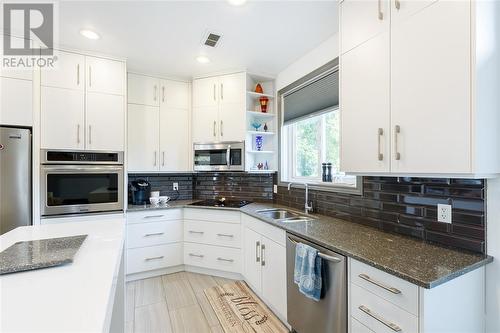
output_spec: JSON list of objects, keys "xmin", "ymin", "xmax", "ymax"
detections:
[{"xmin": 190, "ymin": 199, "xmax": 252, "ymax": 208}]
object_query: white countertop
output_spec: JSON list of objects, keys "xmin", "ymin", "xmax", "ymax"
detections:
[{"xmin": 0, "ymin": 216, "xmax": 125, "ymax": 333}]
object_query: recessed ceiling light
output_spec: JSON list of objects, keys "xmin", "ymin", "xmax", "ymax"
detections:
[
  {"xmin": 227, "ymin": 0, "xmax": 247, "ymax": 6},
  {"xmin": 196, "ymin": 55, "xmax": 210, "ymax": 64},
  {"xmin": 80, "ymin": 29, "xmax": 100, "ymax": 40}
]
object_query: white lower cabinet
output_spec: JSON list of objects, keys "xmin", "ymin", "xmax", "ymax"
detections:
[
  {"xmin": 242, "ymin": 214, "xmax": 287, "ymax": 320},
  {"xmin": 349, "ymin": 258, "xmax": 485, "ymax": 333},
  {"xmin": 127, "ymin": 243, "xmax": 183, "ymax": 275},
  {"xmin": 184, "ymin": 242, "xmax": 241, "ymax": 273}
]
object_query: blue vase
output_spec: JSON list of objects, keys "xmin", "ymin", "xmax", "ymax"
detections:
[{"xmin": 255, "ymin": 135, "xmax": 263, "ymax": 151}]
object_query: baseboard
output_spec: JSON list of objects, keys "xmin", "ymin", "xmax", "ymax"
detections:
[
  {"xmin": 126, "ymin": 265, "xmax": 184, "ymax": 282},
  {"xmin": 184, "ymin": 265, "xmax": 243, "ymax": 280}
]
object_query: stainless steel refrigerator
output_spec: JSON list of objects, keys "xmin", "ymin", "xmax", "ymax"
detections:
[{"xmin": 0, "ymin": 126, "xmax": 31, "ymax": 235}]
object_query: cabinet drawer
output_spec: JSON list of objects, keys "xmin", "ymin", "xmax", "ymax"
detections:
[
  {"xmin": 184, "ymin": 243, "xmax": 241, "ymax": 273},
  {"xmin": 184, "ymin": 220, "xmax": 241, "ymax": 248},
  {"xmin": 350, "ymin": 259, "xmax": 418, "ymax": 315},
  {"xmin": 127, "ymin": 209, "xmax": 182, "ymax": 224},
  {"xmin": 351, "ymin": 317, "xmax": 375, "ymax": 333},
  {"xmin": 126, "ymin": 243, "xmax": 182, "ymax": 274},
  {"xmin": 127, "ymin": 220, "xmax": 182, "ymax": 249},
  {"xmin": 351, "ymin": 283, "xmax": 418, "ymax": 333},
  {"xmin": 184, "ymin": 208, "xmax": 240, "ymax": 224}
]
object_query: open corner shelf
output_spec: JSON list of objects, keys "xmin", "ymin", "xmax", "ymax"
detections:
[{"xmin": 247, "ymin": 91, "xmax": 274, "ymax": 99}]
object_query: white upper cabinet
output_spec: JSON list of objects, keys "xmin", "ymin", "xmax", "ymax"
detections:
[
  {"xmin": 193, "ymin": 76, "xmax": 218, "ymax": 108},
  {"xmin": 41, "ymin": 87, "xmax": 84, "ymax": 150},
  {"xmin": 340, "ymin": 0, "xmax": 390, "ymax": 54},
  {"xmin": 341, "ymin": 32, "xmax": 390, "ymax": 173},
  {"xmin": 0, "ymin": 35, "xmax": 33, "ymax": 81},
  {"xmin": 192, "ymin": 72, "xmax": 245, "ymax": 143},
  {"xmin": 0, "ymin": 77, "xmax": 33, "ymax": 127},
  {"xmin": 127, "ymin": 104, "xmax": 160, "ymax": 172},
  {"xmin": 41, "ymin": 50, "xmax": 84, "ymax": 90},
  {"xmin": 340, "ymin": 0, "xmax": 500, "ymax": 176},
  {"xmin": 86, "ymin": 93, "xmax": 125, "ymax": 151},
  {"xmin": 161, "ymin": 79, "xmax": 190, "ymax": 109},
  {"xmin": 40, "ymin": 50, "xmax": 126, "ymax": 151},
  {"xmin": 391, "ymin": 1, "xmax": 470, "ymax": 174},
  {"xmin": 128, "ymin": 73, "xmax": 160, "ymax": 106},
  {"xmin": 160, "ymin": 106, "xmax": 190, "ymax": 172},
  {"xmin": 86, "ymin": 56, "xmax": 125, "ymax": 95}
]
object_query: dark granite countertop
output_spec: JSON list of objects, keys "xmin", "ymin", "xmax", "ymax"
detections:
[{"xmin": 127, "ymin": 201, "xmax": 493, "ymax": 288}]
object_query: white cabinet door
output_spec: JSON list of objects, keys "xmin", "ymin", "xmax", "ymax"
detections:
[
  {"xmin": 261, "ymin": 238, "xmax": 287, "ymax": 319},
  {"xmin": 86, "ymin": 56, "xmax": 125, "ymax": 95},
  {"xmin": 128, "ymin": 73, "xmax": 159, "ymax": 106},
  {"xmin": 193, "ymin": 77, "xmax": 218, "ymax": 107},
  {"xmin": 86, "ymin": 92, "xmax": 125, "ymax": 151},
  {"xmin": 160, "ymin": 106, "xmax": 190, "ymax": 172},
  {"xmin": 41, "ymin": 50, "xmax": 84, "ymax": 90},
  {"xmin": 192, "ymin": 106, "xmax": 219, "ymax": 143},
  {"xmin": 41, "ymin": 86, "xmax": 84, "ymax": 149},
  {"xmin": 0, "ymin": 77, "xmax": 33, "ymax": 127},
  {"xmin": 219, "ymin": 103, "xmax": 245, "ymax": 142},
  {"xmin": 391, "ymin": 1, "xmax": 470, "ymax": 173},
  {"xmin": 340, "ymin": 32, "xmax": 390, "ymax": 173},
  {"xmin": 243, "ymin": 227, "xmax": 262, "ymax": 292},
  {"xmin": 161, "ymin": 79, "xmax": 190, "ymax": 109},
  {"xmin": 390, "ymin": 0, "xmax": 438, "ymax": 24},
  {"xmin": 127, "ymin": 104, "xmax": 159, "ymax": 172},
  {"xmin": 340, "ymin": 0, "xmax": 390, "ymax": 54},
  {"xmin": 0, "ymin": 35, "xmax": 33, "ymax": 80},
  {"xmin": 219, "ymin": 73, "xmax": 245, "ymax": 105}
]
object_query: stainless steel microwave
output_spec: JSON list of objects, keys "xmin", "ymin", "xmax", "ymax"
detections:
[
  {"xmin": 40, "ymin": 150, "xmax": 124, "ymax": 216},
  {"xmin": 193, "ymin": 142, "xmax": 245, "ymax": 171}
]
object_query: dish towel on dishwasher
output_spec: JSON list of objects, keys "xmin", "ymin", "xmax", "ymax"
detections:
[{"xmin": 294, "ymin": 242, "xmax": 322, "ymax": 301}]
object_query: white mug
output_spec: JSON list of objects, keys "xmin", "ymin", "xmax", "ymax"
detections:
[
  {"xmin": 150, "ymin": 191, "xmax": 160, "ymax": 198},
  {"xmin": 149, "ymin": 197, "xmax": 160, "ymax": 206},
  {"xmin": 159, "ymin": 196, "xmax": 170, "ymax": 205}
]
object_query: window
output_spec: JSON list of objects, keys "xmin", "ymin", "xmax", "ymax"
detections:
[{"xmin": 279, "ymin": 59, "xmax": 360, "ymax": 193}]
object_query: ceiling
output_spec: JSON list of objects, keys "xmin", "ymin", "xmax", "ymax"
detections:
[{"xmin": 58, "ymin": 1, "xmax": 338, "ymax": 80}]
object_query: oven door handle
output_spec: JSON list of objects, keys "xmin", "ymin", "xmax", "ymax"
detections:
[
  {"xmin": 42, "ymin": 166, "xmax": 124, "ymax": 172},
  {"xmin": 287, "ymin": 236, "xmax": 343, "ymax": 263},
  {"xmin": 226, "ymin": 145, "xmax": 231, "ymax": 167}
]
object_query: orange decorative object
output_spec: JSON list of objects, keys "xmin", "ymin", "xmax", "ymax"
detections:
[
  {"xmin": 259, "ymin": 96, "xmax": 269, "ymax": 113},
  {"xmin": 255, "ymin": 84, "xmax": 264, "ymax": 94}
]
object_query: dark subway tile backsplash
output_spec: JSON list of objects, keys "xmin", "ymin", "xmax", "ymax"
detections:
[
  {"xmin": 128, "ymin": 172, "xmax": 486, "ymax": 254},
  {"xmin": 275, "ymin": 176, "xmax": 486, "ymax": 254}
]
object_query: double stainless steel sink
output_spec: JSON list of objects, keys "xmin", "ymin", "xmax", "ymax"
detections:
[{"xmin": 255, "ymin": 208, "xmax": 314, "ymax": 223}]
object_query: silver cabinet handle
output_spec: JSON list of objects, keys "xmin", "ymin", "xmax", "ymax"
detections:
[
  {"xmin": 143, "ymin": 215, "xmax": 164, "ymax": 219},
  {"xmin": 358, "ymin": 305, "xmax": 402, "ymax": 332},
  {"xmin": 217, "ymin": 233, "xmax": 234, "ymax": 238},
  {"xmin": 162, "ymin": 152, "xmax": 165, "ymax": 167},
  {"xmin": 189, "ymin": 253, "xmax": 204, "ymax": 258},
  {"xmin": 378, "ymin": 0, "xmax": 384, "ymax": 20},
  {"xmin": 221, "ymin": 83, "xmax": 224, "ymax": 100},
  {"xmin": 162, "ymin": 86, "xmax": 165, "ymax": 102},
  {"xmin": 217, "ymin": 257, "xmax": 234, "ymax": 263},
  {"xmin": 88, "ymin": 125, "xmax": 92, "ymax": 145},
  {"xmin": 154, "ymin": 85, "xmax": 157, "ymax": 101},
  {"xmin": 77, "ymin": 124, "xmax": 80, "ymax": 144},
  {"xmin": 213, "ymin": 84, "xmax": 216, "ymax": 101},
  {"xmin": 358, "ymin": 274, "xmax": 402, "ymax": 294},
  {"xmin": 154, "ymin": 151, "xmax": 157, "ymax": 166},
  {"xmin": 261, "ymin": 244, "xmax": 266, "ymax": 266},
  {"xmin": 377, "ymin": 128, "xmax": 384, "ymax": 161},
  {"xmin": 77, "ymin": 64, "xmax": 80, "ymax": 85},
  {"xmin": 188, "ymin": 230, "xmax": 204, "ymax": 234},
  {"xmin": 256, "ymin": 241, "xmax": 260, "ymax": 262},
  {"xmin": 395, "ymin": 0, "xmax": 401, "ymax": 10},
  {"xmin": 144, "ymin": 232, "xmax": 164, "ymax": 237},
  {"xmin": 394, "ymin": 125, "xmax": 401, "ymax": 160},
  {"xmin": 89, "ymin": 66, "xmax": 92, "ymax": 87},
  {"xmin": 213, "ymin": 121, "xmax": 217, "ymax": 137},
  {"xmin": 220, "ymin": 120, "xmax": 224, "ymax": 137},
  {"xmin": 144, "ymin": 256, "xmax": 164, "ymax": 261}
]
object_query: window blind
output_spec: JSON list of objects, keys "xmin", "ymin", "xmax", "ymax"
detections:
[{"xmin": 283, "ymin": 68, "xmax": 339, "ymax": 125}]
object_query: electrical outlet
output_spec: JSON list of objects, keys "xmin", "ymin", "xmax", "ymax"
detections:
[
  {"xmin": 273, "ymin": 185, "xmax": 278, "ymax": 194},
  {"xmin": 173, "ymin": 183, "xmax": 179, "ymax": 191},
  {"xmin": 437, "ymin": 204, "xmax": 452, "ymax": 224}
]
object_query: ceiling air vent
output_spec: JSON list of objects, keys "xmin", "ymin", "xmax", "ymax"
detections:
[{"xmin": 203, "ymin": 32, "xmax": 222, "ymax": 48}]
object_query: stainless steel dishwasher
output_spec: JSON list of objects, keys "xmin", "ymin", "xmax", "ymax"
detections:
[{"xmin": 286, "ymin": 233, "xmax": 347, "ymax": 333}]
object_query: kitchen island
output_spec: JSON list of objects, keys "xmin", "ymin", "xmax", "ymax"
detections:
[{"xmin": 0, "ymin": 215, "xmax": 126, "ymax": 332}]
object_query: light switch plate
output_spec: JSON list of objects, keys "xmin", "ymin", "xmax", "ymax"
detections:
[
  {"xmin": 173, "ymin": 182, "xmax": 179, "ymax": 191},
  {"xmin": 273, "ymin": 185, "xmax": 278, "ymax": 194},
  {"xmin": 437, "ymin": 204, "xmax": 452, "ymax": 224}
]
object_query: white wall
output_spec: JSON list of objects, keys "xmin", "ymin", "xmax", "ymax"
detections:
[
  {"xmin": 276, "ymin": 33, "xmax": 339, "ymax": 92},
  {"xmin": 487, "ymin": 178, "xmax": 500, "ymax": 333}
]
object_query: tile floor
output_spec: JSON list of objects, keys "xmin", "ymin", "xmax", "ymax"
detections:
[{"xmin": 126, "ymin": 271, "xmax": 235, "ymax": 333}]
